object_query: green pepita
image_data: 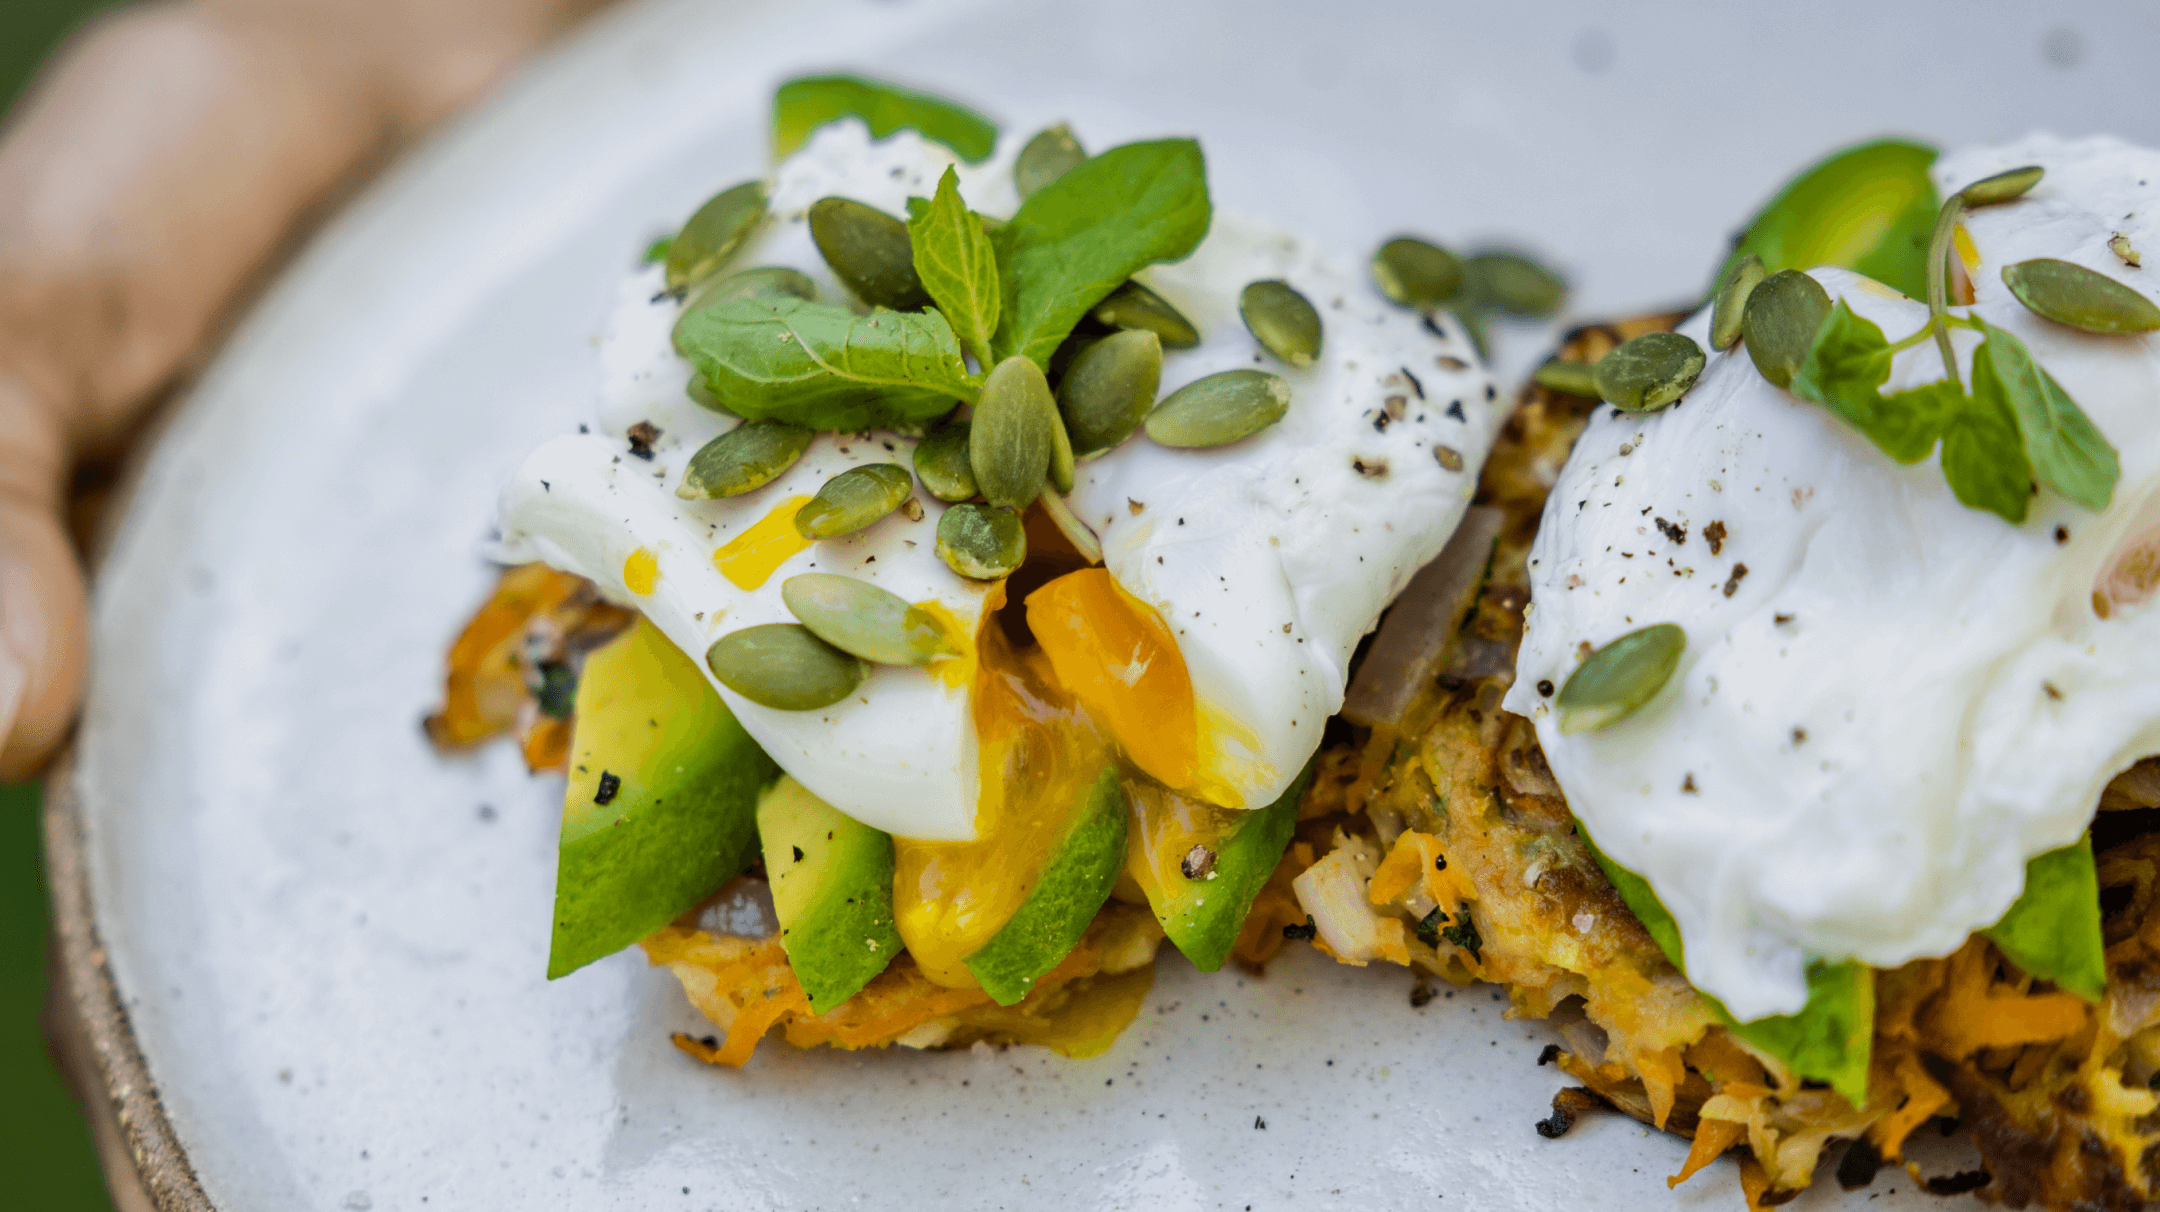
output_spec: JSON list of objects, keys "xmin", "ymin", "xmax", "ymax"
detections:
[
  {"xmin": 936, "ymin": 503, "xmax": 1027, "ymax": 580},
  {"xmin": 1464, "ymin": 251, "xmax": 1567, "ymax": 319},
  {"xmin": 913, "ymin": 423, "xmax": 978, "ymax": 502},
  {"xmin": 1015, "ymin": 124, "xmax": 1087, "ymax": 199},
  {"xmin": 809, "ymin": 196, "xmax": 929, "ymax": 310},
  {"xmin": 1145, "ymin": 369, "xmax": 1292, "ymax": 448},
  {"xmin": 781, "ymin": 573, "xmax": 957, "ymax": 666},
  {"xmin": 1092, "ymin": 280, "xmax": 1200, "ymax": 349},
  {"xmin": 1556, "ymin": 622, "xmax": 1687, "ymax": 734},
  {"xmin": 1960, "ymin": 165, "xmax": 2045, "ymax": 207},
  {"xmin": 1532, "ymin": 360, "xmax": 1601, "ymax": 398},
  {"xmin": 1047, "ymin": 404, "xmax": 1076, "ymax": 495},
  {"xmin": 970, "ymin": 356, "xmax": 1058, "ymax": 509},
  {"xmin": 1740, "ymin": 269, "xmax": 1832, "ymax": 389},
  {"xmin": 1239, "ymin": 280, "xmax": 1323, "ymax": 367},
  {"xmin": 1371, "ymin": 237, "xmax": 1464, "ymax": 311},
  {"xmin": 705, "ymin": 623, "xmax": 866, "ymax": 711},
  {"xmin": 794, "ymin": 463, "xmax": 916, "ymax": 539},
  {"xmin": 678, "ymin": 420, "xmax": 815, "ymax": 499},
  {"xmin": 665, "ymin": 180, "xmax": 769, "ymax": 293},
  {"xmin": 1058, "ymin": 328, "xmax": 1161, "ymax": 456},
  {"xmin": 1709, "ymin": 253, "xmax": 1766, "ymax": 351},
  {"xmin": 2002, "ymin": 258, "xmax": 2160, "ymax": 334},
  {"xmin": 1592, "ymin": 332, "xmax": 1705, "ymax": 413}
]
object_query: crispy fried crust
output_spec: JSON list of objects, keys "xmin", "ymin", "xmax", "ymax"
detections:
[{"xmin": 1294, "ymin": 315, "xmax": 2160, "ymax": 1209}]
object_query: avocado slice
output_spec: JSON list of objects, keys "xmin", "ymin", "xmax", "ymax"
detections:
[
  {"xmin": 964, "ymin": 766, "xmax": 1128, "ymax": 1006},
  {"xmin": 1129, "ymin": 758, "xmax": 1316, "ymax": 972},
  {"xmin": 1715, "ymin": 138, "xmax": 1940, "ymax": 303},
  {"xmin": 757, "ymin": 775, "xmax": 902, "ymax": 1012},
  {"xmin": 547, "ymin": 618, "xmax": 778, "ymax": 979}
]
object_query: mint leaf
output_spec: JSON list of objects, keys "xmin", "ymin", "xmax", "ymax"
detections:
[
  {"xmin": 1791, "ymin": 301, "xmax": 1952, "ymax": 464},
  {"xmin": 1984, "ymin": 834, "xmax": 2106, "ymax": 1002},
  {"xmin": 674, "ymin": 295, "xmax": 977, "ymax": 431},
  {"xmin": 1717, "ymin": 139, "xmax": 1940, "ymax": 302},
  {"xmin": 1946, "ymin": 349, "xmax": 2034, "ymax": 523},
  {"xmin": 910, "ymin": 166, "xmax": 1000, "ymax": 367},
  {"xmin": 1578, "ymin": 822, "xmax": 1872, "ymax": 1105},
  {"xmin": 992, "ymin": 139, "xmax": 1211, "ymax": 367},
  {"xmin": 772, "ymin": 75, "xmax": 997, "ymax": 163},
  {"xmin": 1975, "ymin": 319, "xmax": 2119, "ymax": 512}
]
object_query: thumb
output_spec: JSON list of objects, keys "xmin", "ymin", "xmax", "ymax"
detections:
[{"xmin": 0, "ymin": 380, "xmax": 84, "ymax": 780}]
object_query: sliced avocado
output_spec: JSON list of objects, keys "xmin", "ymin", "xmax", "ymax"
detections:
[
  {"xmin": 548, "ymin": 618, "xmax": 778, "ymax": 979},
  {"xmin": 964, "ymin": 766, "xmax": 1128, "ymax": 1006},
  {"xmin": 1984, "ymin": 833, "xmax": 2105, "ymax": 1002},
  {"xmin": 1131, "ymin": 758, "xmax": 1316, "ymax": 972},
  {"xmin": 758, "ymin": 775, "xmax": 902, "ymax": 1013},
  {"xmin": 1716, "ymin": 138, "xmax": 1940, "ymax": 303}
]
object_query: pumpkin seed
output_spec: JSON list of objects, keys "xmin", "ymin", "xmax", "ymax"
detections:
[
  {"xmin": 1145, "ymin": 369, "xmax": 1292, "ymax": 448},
  {"xmin": 665, "ymin": 180, "xmax": 768, "ymax": 293},
  {"xmin": 1047, "ymin": 403, "xmax": 1076, "ymax": 495},
  {"xmin": 2110, "ymin": 233, "xmax": 2142, "ymax": 268},
  {"xmin": 1092, "ymin": 281, "xmax": 1200, "ymax": 349},
  {"xmin": 1591, "ymin": 332, "xmax": 1704, "ymax": 413},
  {"xmin": 936, "ymin": 503, "xmax": 1027, "ymax": 579},
  {"xmin": 794, "ymin": 463, "xmax": 916, "ymax": 539},
  {"xmin": 678, "ymin": 419, "xmax": 815, "ymax": 499},
  {"xmin": 781, "ymin": 573, "xmax": 957, "ymax": 666},
  {"xmin": 1959, "ymin": 165, "xmax": 2044, "ymax": 207},
  {"xmin": 705, "ymin": 623, "xmax": 866, "ymax": 711},
  {"xmin": 1555, "ymin": 622, "xmax": 1686, "ymax": 734},
  {"xmin": 1464, "ymin": 251, "xmax": 1567, "ymax": 318},
  {"xmin": 1058, "ymin": 328, "xmax": 1161, "ymax": 455},
  {"xmin": 1740, "ymin": 269, "xmax": 1832, "ymax": 389},
  {"xmin": 1015, "ymin": 124, "xmax": 1086, "ymax": 199},
  {"xmin": 970, "ymin": 356, "xmax": 1057, "ymax": 509},
  {"xmin": 809, "ymin": 197, "xmax": 929, "ymax": 310},
  {"xmin": 913, "ymin": 423, "xmax": 978, "ymax": 501},
  {"xmin": 1532, "ymin": 360, "xmax": 1600, "ymax": 397},
  {"xmin": 1371, "ymin": 237, "xmax": 1463, "ymax": 311},
  {"xmin": 2001, "ymin": 258, "xmax": 2160, "ymax": 334},
  {"xmin": 1709, "ymin": 253, "xmax": 1766, "ymax": 351},
  {"xmin": 1239, "ymin": 280, "xmax": 1323, "ymax": 367}
]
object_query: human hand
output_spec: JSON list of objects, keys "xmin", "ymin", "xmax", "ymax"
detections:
[{"xmin": 0, "ymin": 0, "xmax": 606, "ymax": 778}]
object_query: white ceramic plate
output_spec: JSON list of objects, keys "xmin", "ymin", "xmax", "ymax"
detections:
[{"xmin": 63, "ymin": 0, "xmax": 2160, "ymax": 1207}]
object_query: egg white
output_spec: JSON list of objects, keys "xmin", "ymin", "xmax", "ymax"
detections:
[
  {"xmin": 501, "ymin": 119, "xmax": 1499, "ymax": 842},
  {"xmin": 1504, "ymin": 134, "xmax": 2160, "ymax": 1020}
]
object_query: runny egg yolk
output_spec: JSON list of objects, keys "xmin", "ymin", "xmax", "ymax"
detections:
[
  {"xmin": 1026, "ymin": 569, "xmax": 1198, "ymax": 794},
  {"xmin": 891, "ymin": 592, "xmax": 1113, "ymax": 987},
  {"xmin": 714, "ymin": 496, "xmax": 812, "ymax": 590}
]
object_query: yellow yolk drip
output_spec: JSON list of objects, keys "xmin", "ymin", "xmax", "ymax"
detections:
[
  {"xmin": 1026, "ymin": 569, "xmax": 1198, "ymax": 793},
  {"xmin": 891, "ymin": 593, "xmax": 1114, "ymax": 988},
  {"xmin": 621, "ymin": 547, "xmax": 660, "ymax": 595},
  {"xmin": 714, "ymin": 496, "xmax": 812, "ymax": 589},
  {"xmin": 911, "ymin": 599, "xmax": 976, "ymax": 691},
  {"xmin": 1121, "ymin": 779, "xmax": 1244, "ymax": 908}
]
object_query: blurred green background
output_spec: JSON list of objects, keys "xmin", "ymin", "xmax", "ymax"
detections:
[{"xmin": 3, "ymin": 3, "xmax": 124, "ymax": 1209}]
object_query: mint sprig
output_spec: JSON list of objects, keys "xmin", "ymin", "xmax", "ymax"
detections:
[
  {"xmin": 674, "ymin": 296, "xmax": 978, "ymax": 431},
  {"xmin": 908, "ymin": 166, "xmax": 1001, "ymax": 368},
  {"xmin": 772, "ymin": 75, "xmax": 998, "ymax": 164},
  {"xmin": 992, "ymin": 139, "xmax": 1212, "ymax": 368},
  {"xmin": 1767, "ymin": 164, "xmax": 2122, "ymax": 524}
]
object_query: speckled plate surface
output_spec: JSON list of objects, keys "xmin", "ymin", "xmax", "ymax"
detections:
[{"xmin": 56, "ymin": 0, "xmax": 2160, "ymax": 1207}]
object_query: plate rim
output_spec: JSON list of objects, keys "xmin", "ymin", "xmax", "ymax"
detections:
[{"xmin": 46, "ymin": 746, "xmax": 214, "ymax": 1211}]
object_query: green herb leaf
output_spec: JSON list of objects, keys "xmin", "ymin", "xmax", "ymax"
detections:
[
  {"xmin": 1790, "ymin": 300, "xmax": 1953, "ymax": 464},
  {"xmin": 1577, "ymin": 823, "xmax": 1872, "ymax": 1106},
  {"xmin": 772, "ymin": 75, "xmax": 998, "ymax": 163},
  {"xmin": 1717, "ymin": 139, "xmax": 1940, "ymax": 302},
  {"xmin": 1974, "ymin": 319, "xmax": 2119, "ymax": 512},
  {"xmin": 909, "ymin": 166, "xmax": 1000, "ymax": 367},
  {"xmin": 991, "ymin": 139, "xmax": 1211, "ymax": 368},
  {"xmin": 1940, "ymin": 358, "xmax": 2032, "ymax": 523},
  {"xmin": 674, "ymin": 295, "xmax": 977, "ymax": 431},
  {"xmin": 642, "ymin": 235, "xmax": 673, "ymax": 266},
  {"xmin": 1983, "ymin": 834, "xmax": 2106, "ymax": 1002}
]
